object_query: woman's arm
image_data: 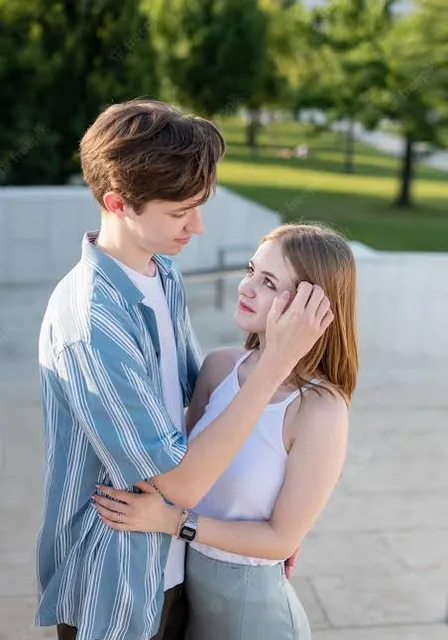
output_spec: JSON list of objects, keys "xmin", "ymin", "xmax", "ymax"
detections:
[
  {"xmin": 183, "ymin": 391, "xmax": 348, "ymax": 559},
  {"xmin": 93, "ymin": 391, "xmax": 348, "ymax": 560},
  {"xmin": 95, "ymin": 286, "xmax": 333, "ymax": 509}
]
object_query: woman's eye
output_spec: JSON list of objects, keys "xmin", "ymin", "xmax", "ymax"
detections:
[
  {"xmin": 264, "ymin": 278, "xmax": 276, "ymax": 290},
  {"xmin": 245, "ymin": 265, "xmax": 254, "ymax": 275}
]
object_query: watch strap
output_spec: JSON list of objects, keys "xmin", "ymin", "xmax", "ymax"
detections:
[{"xmin": 178, "ymin": 510, "xmax": 199, "ymax": 542}]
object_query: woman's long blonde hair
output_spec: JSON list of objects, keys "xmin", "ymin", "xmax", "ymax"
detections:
[{"xmin": 245, "ymin": 223, "xmax": 358, "ymax": 404}]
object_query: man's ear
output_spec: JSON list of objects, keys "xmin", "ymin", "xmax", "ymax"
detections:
[{"xmin": 103, "ymin": 191, "xmax": 127, "ymax": 219}]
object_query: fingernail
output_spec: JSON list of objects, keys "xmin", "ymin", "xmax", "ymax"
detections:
[{"xmin": 281, "ymin": 291, "xmax": 290, "ymax": 299}]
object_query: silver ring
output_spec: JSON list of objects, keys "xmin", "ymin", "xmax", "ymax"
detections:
[{"xmin": 116, "ymin": 513, "xmax": 121, "ymax": 523}]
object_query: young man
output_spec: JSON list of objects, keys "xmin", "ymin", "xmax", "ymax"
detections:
[{"xmin": 35, "ymin": 100, "xmax": 331, "ymax": 640}]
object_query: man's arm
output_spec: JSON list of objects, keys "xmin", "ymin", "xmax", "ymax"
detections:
[
  {"xmin": 62, "ymin": 283, "xmax": 333, "ymax": 509},
  {"xmin": 59, "ymin": 333, "xmax": 288, "ymax": 508},
  {"xmin": 57, "ymin": 338, "xmax": 187, "ymax": 490}
]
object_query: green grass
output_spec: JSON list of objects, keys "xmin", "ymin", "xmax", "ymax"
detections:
[{"xmin": 215, "ymin": 118, "xmax": 448, "ymax": 251}]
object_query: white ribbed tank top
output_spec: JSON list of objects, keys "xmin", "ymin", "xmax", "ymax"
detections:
[{"xmin": 188, "ymin": 350, "xmax": 315, "ymax": 566}]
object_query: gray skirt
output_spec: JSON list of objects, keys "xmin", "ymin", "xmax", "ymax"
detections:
[{"xmin": 185, "ymin": 547, "xmax": 311, "ymax": 640}]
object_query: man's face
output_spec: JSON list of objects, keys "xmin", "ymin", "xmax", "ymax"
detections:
[{"xmin": 124, "ymin": 195, "xmax": 206, "ymax": 256}]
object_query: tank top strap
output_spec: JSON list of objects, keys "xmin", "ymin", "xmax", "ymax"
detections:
[
  {"xmin": 232, "ymin": 349, "xmax": 254, "ymax": 376},
  {"xmin": 302, "ymin": 378, "xmax": 320, "ymax": 392},
  {"xmin": 278, "ymin": 388, "xmax": 302, "ymax": 409},
  {"xmin": 279, "ymin": 378, "xmax": 320, "ymax": 410}
]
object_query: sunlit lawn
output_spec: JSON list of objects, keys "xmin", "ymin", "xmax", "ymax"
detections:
[{"xmin": 216, "ymin": 118, "xmax": 448, "ymax": 251}]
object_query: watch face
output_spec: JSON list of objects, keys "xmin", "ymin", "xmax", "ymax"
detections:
[{"xmin": 180, "ymin": 525, "xmax": 196, "ymax": 542}]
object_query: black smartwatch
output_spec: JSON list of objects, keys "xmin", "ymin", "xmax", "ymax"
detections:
[{"xmin": 178, "ymin": 510, "xmax": 199, "ymax": 542}]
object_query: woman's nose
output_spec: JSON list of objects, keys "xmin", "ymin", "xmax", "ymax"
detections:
[{"xmin": 239, "ymin": 280, "xmax": 256, "ymax": 298}]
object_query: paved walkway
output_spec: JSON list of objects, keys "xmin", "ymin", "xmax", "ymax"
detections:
[{"xmin": 0, "ymin": 279, "xmax": 447, "ymax": 640}]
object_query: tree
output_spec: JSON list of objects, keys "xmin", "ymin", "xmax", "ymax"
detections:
[
  {"xmin": 291, "ymin": 0, "xmax": 397, "ymax": 174},
  {"xmin": 154, "ymin": 0, "xmax": 288, "ymax": 150},
  {"xmin": 243, "ymin": 0, "xmax": 297, "ymax": 150},
  {"xmin": 158, "ymin": 0, "xmax": 269, "ymax": 116},
  {"xmin": 380, "ymin": 0, "xmax": 448, "ymax": 207},
  {"xmin": 0, "ymin": 0, "xmax": 160, "ymax": 185},
  {"xmin": 286, "ymin": 0, "xmax": 448, "ymax": 206}
]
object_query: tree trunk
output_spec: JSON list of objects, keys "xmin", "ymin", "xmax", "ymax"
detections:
[
  {"xmin": 344, "ymin": 119, "xmax": 355, "ymax": 174},
  {"xmin": 395, "ymin": 134, "xmax": 414, "ymax": 208},
  {"xmin": 246, "ymin": 108, "xmax": 261, "ymax": 155}
]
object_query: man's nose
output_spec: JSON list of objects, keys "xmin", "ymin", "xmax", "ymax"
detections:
[{"xmin": 186, "ymin": 207, "xmax": 205, "ymax": 235}]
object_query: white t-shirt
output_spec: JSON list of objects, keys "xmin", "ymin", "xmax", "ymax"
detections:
[{"xmin": 114, "ymin": 257, "xmax": 186, "ymax": 591}]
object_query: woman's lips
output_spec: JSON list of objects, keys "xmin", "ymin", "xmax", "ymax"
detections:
[{"xmin": 238, "ymin": 301, "xmax": 255, "ymax": 313}]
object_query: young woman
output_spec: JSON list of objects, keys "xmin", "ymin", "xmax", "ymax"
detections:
[{"xmin": 93, "ymin": 223, "xmax": 358, "ymax": 639}]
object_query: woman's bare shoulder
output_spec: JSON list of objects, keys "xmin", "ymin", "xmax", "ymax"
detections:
[
  {"xmin": 291, "ymin": 385, "xmax": 349, "ymax": 441},
  {"xmin": 201, "ymin": 347, "xmax": 246, "ymax": 392}
]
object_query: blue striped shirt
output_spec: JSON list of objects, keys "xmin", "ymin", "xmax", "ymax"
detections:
[{"xmin": 36, "ymin": 232, "xmax": 201, "ymax": 640}]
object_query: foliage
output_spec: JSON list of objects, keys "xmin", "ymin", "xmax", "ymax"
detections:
[
  {"xmin": 0, "ymin": 0, "xmax": 160, "ymax": 184},
  {"xmin": 149, "ymin": 0, "xmax": 272, "ymax": 118},
  {"xmin": 0, "ymin": 0, "xmax": 447, "ymax": 216}
]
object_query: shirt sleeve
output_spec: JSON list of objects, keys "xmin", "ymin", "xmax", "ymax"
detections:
[
  {"xmin": 170, "ymin": 263, "xmax": 203, "ymax": 407},
  {"xmin": 56, "ymin": 337, "xmax": 187, "ymax": 489}
]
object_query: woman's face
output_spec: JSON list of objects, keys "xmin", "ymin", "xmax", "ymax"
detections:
[{"xmin": 233, "ymin": 240, "xmax": 298, "ymax": 334}]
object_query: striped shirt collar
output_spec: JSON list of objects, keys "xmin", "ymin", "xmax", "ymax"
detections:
[{"xmin": 82, "ymin": 231, "xmax": 175, "ymax": 305}]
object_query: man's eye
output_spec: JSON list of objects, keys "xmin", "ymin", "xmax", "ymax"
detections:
[{"xmin": 171, "ymin": 212, "xmax": 186, "ymax": 219}]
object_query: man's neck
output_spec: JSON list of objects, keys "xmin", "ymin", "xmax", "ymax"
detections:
[{"xmin": 96, "ymin": 228, "xmax": 155, "ymax": 276}]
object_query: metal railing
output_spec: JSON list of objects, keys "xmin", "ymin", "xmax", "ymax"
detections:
[{"xmin": 183, "ymin": 244, "xmax": 254, "ymax": 310}]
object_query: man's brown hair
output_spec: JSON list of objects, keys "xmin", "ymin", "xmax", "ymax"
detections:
[{"xmin": 80, "ymin": 99, "xmax": 226, "ymax": 212}]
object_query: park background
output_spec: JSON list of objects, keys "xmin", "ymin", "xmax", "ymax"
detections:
[{"xmin": 0, "ymin": 1, "xmax": 447, "ymax": 639}]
